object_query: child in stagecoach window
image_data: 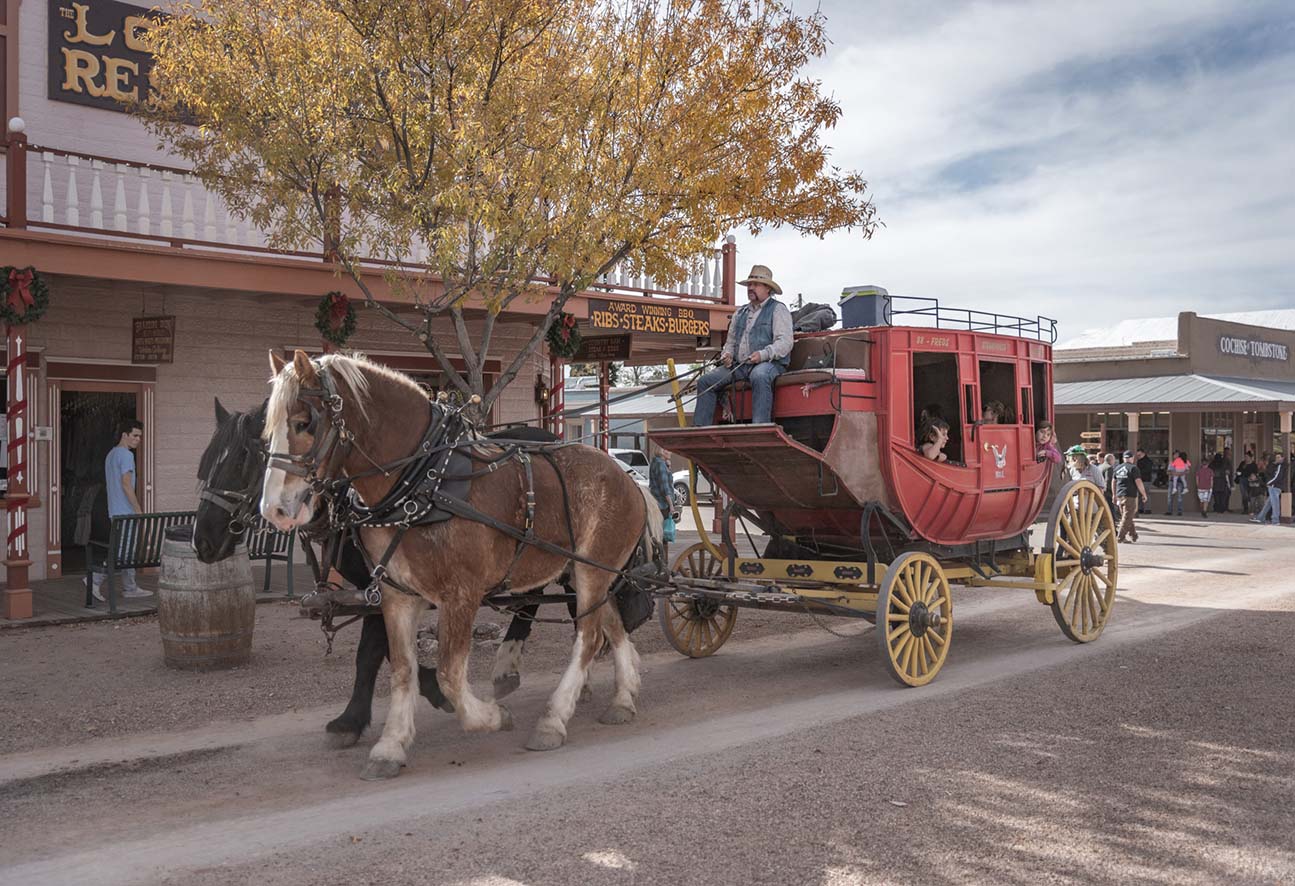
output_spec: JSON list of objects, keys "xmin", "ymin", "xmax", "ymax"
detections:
[
  {"xmin": 982, "ymin": 401, "xmax": 1005, "ymax": 423},
  {"xmin": 919, "ymin": 418, "xmax": 950, "ymax": 463},
  {"xmin": 1035, "ymin": 421, "xmax": 1062, "ymax": 465}
]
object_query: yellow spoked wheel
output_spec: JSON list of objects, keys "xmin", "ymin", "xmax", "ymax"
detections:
[
  {"xmin": 659, "ymin": 543, "xmax": 737, "ymax": 658},
  {"xmin": 1046, "ymin": 479, "xmax": 1118, "ymax": 642},
  {"xmin": 877, "ymin": 552, "xmax": 952, "ymax": 687}
]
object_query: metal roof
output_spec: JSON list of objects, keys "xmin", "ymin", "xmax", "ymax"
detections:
[{"xmin": 1056, "ymin": 374, "xmax": 1295, "ymax": 411}]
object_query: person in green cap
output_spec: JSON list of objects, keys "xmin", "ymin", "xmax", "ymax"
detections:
[{"xmin": 1067, "ymin": 446, "xmax": 1105, "ymax": 487}]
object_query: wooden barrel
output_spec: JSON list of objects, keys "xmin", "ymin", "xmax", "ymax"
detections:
[{"xmin": 158, "ymin": 526, "xmax": 256, "ymax": 670}]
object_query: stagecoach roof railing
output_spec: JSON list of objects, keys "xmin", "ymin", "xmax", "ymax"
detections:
[{"xmin": 884, "ymin": 295, "xmax": 1058, "ymax": 344}]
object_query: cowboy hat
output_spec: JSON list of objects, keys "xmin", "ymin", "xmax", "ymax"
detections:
[{"xmin": 737, "ymin": 264, "xmax": 782, "ymax": 295}]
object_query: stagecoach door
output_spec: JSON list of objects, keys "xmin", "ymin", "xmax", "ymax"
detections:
[{"xmin": 977, "ymin": 425, "xmax": 1021, "ymax": 490}]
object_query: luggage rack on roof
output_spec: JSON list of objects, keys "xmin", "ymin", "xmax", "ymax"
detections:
[{"xmin": 883, "ymin": 296, "xmax": 1058, "ymax": 343}]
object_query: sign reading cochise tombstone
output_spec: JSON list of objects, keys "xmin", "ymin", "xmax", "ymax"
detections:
[
  {"xmin": 587, "ymin": 299, "xmax": 710, "ymax": 337},
  {"xmin": 49, "ymin": 0, "xmax": 164, "ymax": 112}
]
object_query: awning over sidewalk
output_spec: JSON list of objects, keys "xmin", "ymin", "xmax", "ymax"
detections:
[{"xmin": 1056, "ymin": 374, "xmax": 1295, "ymax": 412}]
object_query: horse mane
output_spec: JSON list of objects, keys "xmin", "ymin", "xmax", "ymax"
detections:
[{"xmin": 266, "ymin": 352, "xmax": 425, "ymax": 440}]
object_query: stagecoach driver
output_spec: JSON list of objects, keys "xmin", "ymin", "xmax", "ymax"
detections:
[{"xmin": 693, "ymin": 264, "xmax": 793, "ymax": 426}]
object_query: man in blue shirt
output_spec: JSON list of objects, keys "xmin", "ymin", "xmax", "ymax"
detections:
[
  {"xmin": 93, "ymin": 419, "xmax": 148, "ymax": 601},
  {"xmin": 693, "ymin": 265, "xmax": 794, "ymax": 426}
]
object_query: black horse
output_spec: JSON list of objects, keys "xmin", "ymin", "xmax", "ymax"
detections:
[{"xmin": 194, "ymin": 398, "xmax": 568, "ymax": 748}]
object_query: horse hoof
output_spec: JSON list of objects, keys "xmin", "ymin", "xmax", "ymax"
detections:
[
  {"xmin": 525, "ymin": 727, "xmax": 566, "ymax": 752},
  {"xmin": 326, "ymin": 730, "xmax": 361, "ymax": 749},
  {"xmin": 498, "ymin": 705, "xmax": 514, "ymax": 732},
  {"xmin": 493, "ymin": 673, "xmax": 521, "ymax": 700},
  {"xmin": 360, "ymin": 758, "xmax": 404, "ymax": 780},
  {"xmin": 599, "ymin": 704, "xmax": 635, "ymax": 725},
  {"xmin": 578, "ymin": 684, "xmax": 594, "ymax": 704},
  {"xmin": 434, "ymin": 697, "xmax": 456, "ymax": 714}
]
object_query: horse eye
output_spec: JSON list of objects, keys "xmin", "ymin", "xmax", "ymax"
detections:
[{"xmin": 292, "ymin": 419, "xmax": 310, "ymax": 434}]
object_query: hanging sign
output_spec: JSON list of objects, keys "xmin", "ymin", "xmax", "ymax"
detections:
[
  {"xmin": 587, "ymin": 299, "xmax": 710, "ymax": 337},
  {"xmin": 49, "ymin": 0, "xmax": 165, "ymax": 113},
  {"xmin": 132, "ymin": 315, "xmax": 175, "ymax": 363},
  {"xmin": 572, "ymin": 335, "xmax": 632, "ymax": 362}
]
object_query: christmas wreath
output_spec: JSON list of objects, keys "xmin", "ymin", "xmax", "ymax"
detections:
[
  {"xmin": 314, "ymin": 291, "xmax": 357, "ymax": 347},
  {"xmin": 546, "ymin": 311, "xmax": 581, "ymax": 359},
  {"xmin": 0, "ymin": 266, "xmax": 51, "ymax": 326}
]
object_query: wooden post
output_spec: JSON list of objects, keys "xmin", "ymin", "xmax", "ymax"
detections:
[
  {"xmin": 598, "ymin": 361, "xmax": 610, "ymax": 452},
  {"xmin": 547, "ymin": 354, "xmax": 564, "ymax": 439},
  {"xmin": 4, "ymin": 322, "xmax": 33, "ymax": 619},
  {"xmin": 1125, "ymin": 411, "xmax": 1140, "ymax": 458},
  {"xmin": 721, "ymin": 234, "xmax": 737, "ymax": 306},
  {"xmin": 5, "ymin": 127, "xmax": 27, "ymax": 230}
]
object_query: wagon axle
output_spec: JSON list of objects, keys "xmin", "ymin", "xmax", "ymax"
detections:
[
  {"xmin": 1079, "ymin": 547, "xmax": 1105, "ymax": 573},
  {"xmin": 906, "ymin": 600, "xmax": 943, "ymax": 637}
]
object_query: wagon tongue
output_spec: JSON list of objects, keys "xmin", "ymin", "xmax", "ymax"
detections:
[{"xmin": 649, "ymin": 425, "xmax": 860, "ymax": 510}]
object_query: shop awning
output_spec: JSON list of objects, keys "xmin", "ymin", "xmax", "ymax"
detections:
[{"xmin": 1056, "ymin": 375, "xmax": 1295, "ymax": 412}]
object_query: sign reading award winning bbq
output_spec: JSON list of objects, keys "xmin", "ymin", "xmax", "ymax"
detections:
[
  {"xmin": 50, "ymin": 0, "xmax": 165, "ymax": 113},
  {"xmin": 587, "ymin": 299, "xmax": 710, "ymax": 337}
]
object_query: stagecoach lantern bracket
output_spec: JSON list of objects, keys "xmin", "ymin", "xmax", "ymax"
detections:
[{"xmin": 838, "ymin": 289, "xmax": 1058, "ymax": 343}]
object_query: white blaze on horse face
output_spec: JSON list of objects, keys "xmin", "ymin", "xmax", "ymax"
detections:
[{"xmin": 259, "ymin": 405, "xmax": 314, "ymax": 531}]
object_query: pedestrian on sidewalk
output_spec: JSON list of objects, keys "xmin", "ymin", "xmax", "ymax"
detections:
[
  {"xmin": 1135, "ymin": 449, "xmax": 1155, "ymax": 514},
  {"xmin": 648, "ymin": 453, "xmax": 676, "ymax": 542},
  {"xmin": 1252, "ymin": 452, "xmax": 1286, "ymax": 526},
  {"xmin": 1166, "ymin": 451, "xmax": 1190, "ymax": 516},
  {"xmin": 93, "ymin": 419, "xmax": 149, "ymax": 601},
  {"xmin": 1214, "ymin": 446, "xmax": 1234, "ymax": 513},
  {"xmin": 1195, "ymin": 455, "xmax": 1215, "ymax": 519},
  {"xmin": 1067, "ymin": 447, "xmax": 1105, "ymax": 487},
  {"xmin": 1111, "ymin": 450, "xmax": 1148, "ymax": 543},
  {"xmin": 1237, "ymin": 451, "xmax": 1259, "ymax": 514}
]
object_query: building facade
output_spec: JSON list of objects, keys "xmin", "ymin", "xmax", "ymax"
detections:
[
  {"xmin": 1055, "ymin": 311, "xmax": 1295, "ymax": 515},
  {"xmin": 0, "ymin": 0, "xmax": 734, "ymax": 617}
]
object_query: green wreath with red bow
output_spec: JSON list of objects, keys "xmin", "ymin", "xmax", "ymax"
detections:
[
  {"xmin": 314, "ymin": 291, "xmax": 357, "ymax": 347},
  {"xmin": 546, "ymin": 311, "xmax": 581, "ymax": 359},
  {"xmin": 0, "ymin": 266, "xmax": 51, "ymax": 326}
]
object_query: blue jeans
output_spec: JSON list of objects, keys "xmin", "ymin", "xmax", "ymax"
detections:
[
  {"xmin": 693, "ymin": 361, "xmax": 785, "ymax": 425},
  {"xmin": 1167, "ymin": 478, "xmax": 1186, "ymax": 515},
  {"xmin": 1255, "ymin": 486, "xmax": 1282, "ymax": 525}
]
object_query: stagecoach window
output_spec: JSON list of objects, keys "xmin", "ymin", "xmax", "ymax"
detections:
[
  {"xmin": 1031, "ymin": 362, "xmax": 1049, "ymax": 427},
  {"xmin": 977, "ymin": 361, "xmax": 1017, "ymax": 423},
  {"xmin": 912, "ymin": 352, "xmax": 962, "ymax": 463}
]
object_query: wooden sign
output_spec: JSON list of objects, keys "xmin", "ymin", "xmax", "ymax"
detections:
[
  {"xmin": 132, "ymin": 315, "xmax": 175, "ymax": 364},
  {"xmin": 50, "ymin": 0, "xmax": 165, "ymax": 113},
  {"xmin": 573, "ymin": 335, "xmax": 632, "ymax": 362},
  {"xmin": 1079, "ymin": 431, "xmax": 1102, "ymax": 440},
  {"xmin": 588, "ymin": 299, "xmax": 710, "ymax": 337}
]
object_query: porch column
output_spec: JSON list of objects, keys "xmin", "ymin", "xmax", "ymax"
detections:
[
  {"xmin": 5, "ymin": 119, "xmax": 27, "ymax": 230},
  {"xmin": 598, "ymin": 361, "xmax": 610, "ymax": 452},
  {"xmin": 1281, "ymin": 411, "xmax": 1292, "ymax": 522},
  {"xmin": 4, "ymin": 322, "xmax": 32, "ymax": 619},
  {"xmin": 721, "ymin": 235, "xmax": 737, "ymax": 306},
  {"xmin": 1125, "ymin": 411, "xmax": 1140, "ymax": 455}
]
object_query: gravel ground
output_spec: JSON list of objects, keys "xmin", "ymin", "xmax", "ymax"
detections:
[
  {"xmin": 0, "ymin": 590, "xmax": 810, "ymax": 756},
  {"xmin": 177, "ymin": 594, "xmax": 1295, "ymax": 886}
]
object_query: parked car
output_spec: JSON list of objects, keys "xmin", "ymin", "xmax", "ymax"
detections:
[
  {"xmin": 610, "ymin": 448, "xmax": 650, "ymax": 480},
  {"xmin": 672, "ymin": 467, "xmax": 714, "ymax": 509}
]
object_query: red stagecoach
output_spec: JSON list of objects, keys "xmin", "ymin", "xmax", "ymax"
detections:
[{"xmin": 651, "ymin": 296, "xmax": 1117, "ymax": 686}]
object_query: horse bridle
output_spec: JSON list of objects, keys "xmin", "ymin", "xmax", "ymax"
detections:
[
  {"xmin": 266, "ymin": 367, "xmax": 357, "ymax": 496},
  {"xmin": 198, "ymin": 414, "xmax": 269, "ymax": 536}
]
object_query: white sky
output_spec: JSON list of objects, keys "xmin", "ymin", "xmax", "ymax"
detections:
[{"xmin": 746, "ymin": 0, "xmax": 1295, "ymax": 345}]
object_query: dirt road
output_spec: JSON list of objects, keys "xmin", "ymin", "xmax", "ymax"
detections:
[{"xmin": 2, "ymin": 517, "xmax": 1292, "ymax": 885}]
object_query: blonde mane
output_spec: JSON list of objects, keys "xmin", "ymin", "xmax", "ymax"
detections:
[{"xmin": 264, "ymin": 352, "xmax": 426, "ymax": 440}]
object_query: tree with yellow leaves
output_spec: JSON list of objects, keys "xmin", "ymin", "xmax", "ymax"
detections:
[{"xmin": 142, "ymin": 0, "xmax": 877, "ymax": 413}]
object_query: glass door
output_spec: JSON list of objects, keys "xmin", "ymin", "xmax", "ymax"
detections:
[{"xmin": 59, "ymin": 388, "xmax": 140, "ymax": 575}]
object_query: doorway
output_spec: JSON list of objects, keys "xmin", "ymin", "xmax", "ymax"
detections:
[{"xmin": 59, "ymin": 389, "xmax": 140, "ymax": 575}]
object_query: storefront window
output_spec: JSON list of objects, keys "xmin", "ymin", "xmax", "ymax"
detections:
[{"xmin": 1201, "ymin": 411, "xmax": 1234, "ymax": 460}]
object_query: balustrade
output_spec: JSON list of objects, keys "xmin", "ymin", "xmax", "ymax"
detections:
[{"xmin": 4, "ymin": 143, "xmax": 732, "ymax": 303}]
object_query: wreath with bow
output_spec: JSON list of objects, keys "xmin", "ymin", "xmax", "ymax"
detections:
[
  {"xmin": 314, "ymin": 291, "xmax": 357, "ymax": 347},
  {"xmin": 0, "ymin": 266, "xmax": 51, "ymax": 326},
  {"xmin": 546, "ymin": 311, "xmax": 581, "ymax": 359}
]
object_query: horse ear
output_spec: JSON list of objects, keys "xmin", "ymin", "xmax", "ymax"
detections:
[
  {"xmin": 214, "ymin": 397, "xmax": 231, "ymax": 425},
  {"xmin": 269, "ymin": 349, "xmax": 287, "ymax": 376},
  {"xmin": 293, "ymin": 349, "xmax": 319, "ymax": 386}
]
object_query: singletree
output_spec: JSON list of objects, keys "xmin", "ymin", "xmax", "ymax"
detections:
[{"xmin": 143, "ymin": 0, "xmax": 877, "ymax": 413}]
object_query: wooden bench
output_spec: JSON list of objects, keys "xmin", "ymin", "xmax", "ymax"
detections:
[
  {"xmin": 85, "ymin": 511, "xmax": 196, "ymax": 614},
  {"xmin": 85, "ymin": 512, "xmax": 297, "ymax": 613}
]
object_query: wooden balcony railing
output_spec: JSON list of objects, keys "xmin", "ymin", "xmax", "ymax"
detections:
[{"xmin": 2, "ymin": 134, "xmax": 736, "ymax": 305}]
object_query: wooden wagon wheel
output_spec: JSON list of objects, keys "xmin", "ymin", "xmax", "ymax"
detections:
[
  {"xmin": 659, "ymin": 543, "xmax": 738, "ymax": 658},
  {"xmin": 1045, "ymin": 479, "xmax": 1118, "ymax": 643},
  {"xmin": 877, "ymin": 551, "xmax": 953, "ymax": 687}
]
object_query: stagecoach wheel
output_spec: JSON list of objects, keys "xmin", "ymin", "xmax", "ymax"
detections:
[
  {"xmin": 1046, "ymin": 479, "xmax": 1119, "ymax": 643},
  {"xmin": 877, "ymin": 552, "xmax": 953, "ymax": 688},
  {"xmin": 659, "ymin": 543, "xmax": 738, "ymax": 658}
]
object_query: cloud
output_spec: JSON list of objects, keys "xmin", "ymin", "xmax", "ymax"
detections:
[{"xmin": 749, "ymin": 1, "xmax": 1295, "ymax": 342}]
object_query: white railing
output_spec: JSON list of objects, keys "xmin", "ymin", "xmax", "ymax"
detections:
[{"xmin": 7, "ymin": 143, "xmax": 732, "ymax": 303}]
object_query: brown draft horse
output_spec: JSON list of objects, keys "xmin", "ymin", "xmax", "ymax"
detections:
[{"xmin": 260, "ymin": 351, "xmax": 658, "ymax": 779}]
